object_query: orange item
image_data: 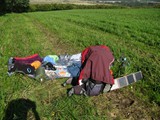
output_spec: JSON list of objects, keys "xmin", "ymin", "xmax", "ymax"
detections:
[
  {"xmin": 110, "ymin": 70, "xmax": 113, "ymax": 75},
  {"xmin": 31, "ymin": 61, "xmax": 41, "ymax": 69}
]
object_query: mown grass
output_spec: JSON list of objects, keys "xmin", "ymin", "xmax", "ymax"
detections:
[{"xmin": 0, "ymin": 8, "xmax": 160, "ymax": 119}]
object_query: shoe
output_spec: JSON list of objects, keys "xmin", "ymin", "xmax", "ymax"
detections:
[{"xmin": 68, "ymin": 88, "xmax": 74, "ymax": 96}]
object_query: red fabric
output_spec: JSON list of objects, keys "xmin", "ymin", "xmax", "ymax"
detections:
[
  {"xmin": 14, "ymin": 54, "xmax": 43, "ymax": 64},
  {"xmin": 79, "ymin": 45, "xmax": 114, "ymax": 85},
  {"xmin": 14, "ymin": 54, "xmax": 39, "ymax": 60}
]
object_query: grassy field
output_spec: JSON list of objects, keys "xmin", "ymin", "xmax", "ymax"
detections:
[{"xmin": 0, "ymin": 8, "xmax": 160, "ymax": 119}]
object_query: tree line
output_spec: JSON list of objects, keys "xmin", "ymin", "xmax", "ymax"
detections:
[
  {"xmin": 0, "ymin": 0, "xmax": 159, "ymax": 14},
  {"xmin": 0, "ymin": 0, "xmax": 29, "ymax": 13}
]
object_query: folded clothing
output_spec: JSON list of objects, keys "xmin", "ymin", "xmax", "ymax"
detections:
[
  {"xmin": 8, "ymin": 62, "xmax": 35, "ymax": 75},
  {"xmin": 31, "ymin": 61, "xmax": 41, "ymax": 69},
  {"xmin": 14, "ymin": 54, "xmax": 43, "ymax": 64},
  {"xmin": 43, "ymin": 55, "xmax": 59, "ymax": 65},
  {"xmin": 8, "ymin": 54, "xmax": 43, "ymax": 76}
]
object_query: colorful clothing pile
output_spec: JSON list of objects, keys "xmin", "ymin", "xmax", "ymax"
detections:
[
  {"xmin": 7, "ymin": 45, "xmax": 114, "ymax": 87},
  {"xmin": 8, "ymin": 53, "xmax": 82, "ymax": 81}
]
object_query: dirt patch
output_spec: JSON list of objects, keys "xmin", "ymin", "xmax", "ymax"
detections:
[
  {"xmin": 89, "ymin": 88, "xmax": 160, "ymax": 120},
  {"xmin": 105, "ymin": 90, "xmax": 160, "ymax": 120}
]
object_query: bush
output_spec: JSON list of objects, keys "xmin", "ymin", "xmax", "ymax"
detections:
[
  {"xmin": 28, "ymin": 4, "xmax": 126, "ymax": 12},
  {"xmin": 5, "ymin": 0, "xmax": 29, "ymax": 13},
  {"xmin": 29, "ymin": 4, "xmax": 75, "ymax": 12},
  {"xmin": 0, "ymin": 0, "xmax": 6, "ymax": 14}
]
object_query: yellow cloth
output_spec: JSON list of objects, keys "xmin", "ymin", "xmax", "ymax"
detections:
[{"xmin": 31, "ymin": 61, "xmax": 41, "ymax": 69}]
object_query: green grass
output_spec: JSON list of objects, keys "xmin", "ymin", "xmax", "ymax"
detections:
[{"xmin": 0, "ymin": 8, "xmax": 160, "ymax": 119}]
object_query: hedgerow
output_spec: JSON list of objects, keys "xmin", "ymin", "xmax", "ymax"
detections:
[
  {"xmin": 4, "ymin": 0, "xmax": 29, "ymax": 13},
  {"xmin": 28, "ymin": 4, "xmax": 126, "ymax": 12}
]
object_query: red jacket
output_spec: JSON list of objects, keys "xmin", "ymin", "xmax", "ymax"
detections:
[{"xmin": 79, "ymin": 45, "xmax": 114, "ymax": 85}]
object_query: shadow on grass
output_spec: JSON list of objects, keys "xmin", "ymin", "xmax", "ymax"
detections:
[{"xmin": 3, "ymin": 98, "xmax": 40, "ymax": 120}]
